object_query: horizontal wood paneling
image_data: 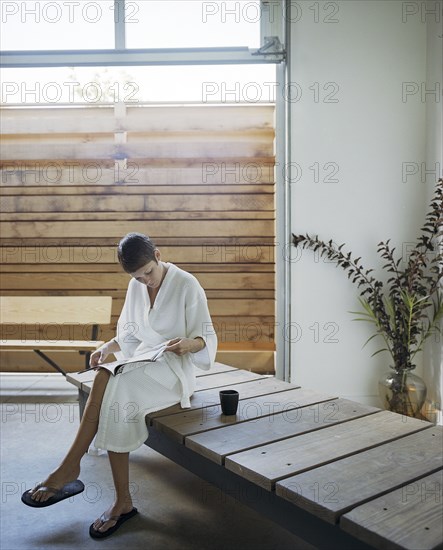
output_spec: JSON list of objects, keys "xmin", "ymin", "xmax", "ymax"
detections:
[
  {"xmin": 0, "ymin": 220, "xmax": 275, "ymax": 238},
  {"xmin": 0, "ymin": 140, "xmax": 273, "ymax": 161},
  {"xmin": 1, "ymin": 317, "xmax": 275, "ymax": 344},
  {"xmin": 1, "ymin": 194, "xmax": 274, "ymax": 213},
  {"xmin": 0, "ymin": 105, "xmax": 275, "ymax": 134},
  {"xmin": 0, "ymin": 160, "xmax": 275, "ymax": 186},
  {"xmin": 0, "ymin": 103, "xmax": 275, "ymax": 373},
  {"xmin": 0, "ymin": 272, "xmax": 274, "ymax": 290},
  {"xmin": 0, "ymin": 245, "xmax": 275, "ymax": 264}
]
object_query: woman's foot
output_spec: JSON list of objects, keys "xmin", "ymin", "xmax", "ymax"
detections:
[
  {"xmin": 29, "ymin": 465, "xmax": 81, "ymax": 503},
  {"xmin": 91, "ymin": 501, "xmax": 135, "ymax": 536}
]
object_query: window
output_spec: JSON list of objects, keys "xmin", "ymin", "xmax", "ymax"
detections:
[
  {"xmin": 1, "ymin": 0, "xmax": 264, "ymax": 52},
  {"xmin": 126, "ymin": 1, "xmax": 261, "ymax": 49},
  {"xmin": 1, "ymin": 0, "xmax": 115, "ymax": 50}
]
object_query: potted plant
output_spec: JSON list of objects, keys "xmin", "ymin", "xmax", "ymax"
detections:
[{"xmin": 292, "ymin": 178, "xmax": 442, "ymax": 417}]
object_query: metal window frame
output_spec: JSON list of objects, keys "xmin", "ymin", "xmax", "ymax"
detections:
[
  {"xmin": 274, "ymin": 3, "xmax": 290, "ymax": 383},
  {"xmin": 1, "ymin": 0, "xmax": 285, "ymax": 68},
  {"xmin": 0, "ymin": 47, "xmax": 283, "ymax": 68}
]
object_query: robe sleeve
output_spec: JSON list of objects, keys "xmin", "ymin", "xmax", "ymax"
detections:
[
  {"xmin": 114, "ymin": 278, "xmax": 143, "ymax": 360},
  {"xmin": 185, "ymin": 282, "xmax": 217, "ymax": 371}
]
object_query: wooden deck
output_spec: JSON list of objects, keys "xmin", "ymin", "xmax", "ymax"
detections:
[{"xmin": 67, "ymin": 364, "xmax": 443, "ymax": 550}]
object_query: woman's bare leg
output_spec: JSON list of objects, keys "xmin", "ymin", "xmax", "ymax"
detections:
[
  {"xmin": 92, "ymin": 451, "xmax": 133, "ymax": 534},
  {"xmin": 30, "ymin": 368, "xmax": 111, "ymax": 502}
]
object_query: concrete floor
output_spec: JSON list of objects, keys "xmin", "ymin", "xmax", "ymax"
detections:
[{"xmin": 1, "ymin": 374, "xmax": 314, "ymax": 550}]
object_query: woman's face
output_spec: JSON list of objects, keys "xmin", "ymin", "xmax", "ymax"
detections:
[{"xmin": 130, "ymin": 251, "xmax": 164, "ymax": 288}]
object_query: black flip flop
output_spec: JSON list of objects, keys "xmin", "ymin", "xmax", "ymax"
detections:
[
  {"xmin": 89, "ymin": 507, "xmax": 138, "ymax": 539},
  {"xmin": 21, "ymin": 480, "xmax": 85, "ymax": 508}
]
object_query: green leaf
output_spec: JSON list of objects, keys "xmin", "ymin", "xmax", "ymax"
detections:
[
  {"xmin": 362, "ymin": 333, "xmax": 381, "ymax": 348},
  {"xmin": 371, "ymin": 348, "xmax": 389, "ymax": 357}
]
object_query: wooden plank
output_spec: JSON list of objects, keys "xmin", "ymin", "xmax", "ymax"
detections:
[
  {"xmin": 0, "ymin": 264, "xmax": 274, "ymax": 275},
  {"xmin": 0, "ymin": 105, "xmax": 274, "ymax": 134},
  {"xmin": 2, "ymin": 133, "xmax": 113, "ymax": 144},
  {"xmin": 3, "ymin": 130, "xmax": 274, "ymax": 144},
  {"xmin": 0, "ymin": 289, "xmax": 275, "ymax": 300},
  {"xmin": 0, "ymin": 237, "xmax": 276, "ymax": 248},
  {"xmin": 1, "ymin": 194, "xmax": 274, "ymax": 213},
  {"xmin": 0, "ymin": 212, "xmax": 274, "ymax": 223},
  {"xmin": 154, "ymin": 387, "xmax": 335, "ymax": 444},
  {"xmin": 124, "ymin": 106, "xmax": 275, "ymax": 133},
  {"xmin": 0, "ymin": 340, "xmax": 103, "ymax": 351},
  {"xmin": 1, "ymin": 212, "xmax": 275, "ymax": 224},
  {"xmin": 49, "ymin": 263, "xmax": 273, "ymax": 274},
  {"xmin": 276, "ymin": 426, "xmax": 443, "ymax": 524},
  {"xmin": 341, "ymin": 469, "xmax": 443, "ymax": 550},
  {"xmin": 194, "ymin": 369, "xmax": 263, "ymax": 390},
  {"xmin": 0, "ymin": 283, "xmax": 273, "ymax": 310},
  {"xmin": 0, "ymin": 140, "xmax": 273, "ymax": 161},
  {"xmin": 0, "ymin": 165, "xmax": 275, "ymax": 187},
  {"xmin": 2, "ymin": 130, "xmax": 273, "ymax": 143},
  {"xmin": 0, "ymin": 292, "xmax": 273, "ymax": 316},
  {"xmin": 66, "ymin": 369, "xmax": 96, "ymax": 389},
  {"xmin": 147, "ymin": 376, "xmax": 297, "ymax": 422},
  {"xmin": 186, "ymin": 398, "xmax": 378, "ymax": 465},
  {"xmin": 0, "ymin": 296, "xmax": 112, "ymax": 324},
  {"xmin": 0, "ymin": 184, "xmax": 275, "ymax": 196},
  {"xmin": 0, "ymin": 220, "xmax": 275, "ymax": 239},
  {"xmin": 0, "ymin": 350, "xmax": 86, "ymax": 372},
  {"xmin": 127, "ymin": 131, "xmax": 273, "ymax": 141},
  {"xmin": 225, "ymin": 411, "xmax": 430, "ymax": 491},
  {"xmin": 215, "ymin": 343, "xmax": 275, "ymax": 351},
  {"xmin": 0, "ymin": 272, "xmax": 274, "ymax": 291},
  {"xmin": 0, "ymin": 246, "xmax": 275, "ymax": 264},
  {"xmin": 0, "ymin": 325, "xmax": 111, "ymax": 343},
  {"xmin": 196, "ymin": 362, "xmax": 238, "ymax": 376}
]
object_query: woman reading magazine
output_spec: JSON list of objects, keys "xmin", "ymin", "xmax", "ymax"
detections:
[{"xmin": 22, "ymin": 233, "xmax": 217, "ymax": 538}]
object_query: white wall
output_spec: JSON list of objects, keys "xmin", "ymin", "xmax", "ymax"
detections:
[{"xmin": 288, "ymin": 0, "xmax": 433, "ymax": 407}]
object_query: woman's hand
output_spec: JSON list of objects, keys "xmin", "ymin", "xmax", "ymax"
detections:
[
  {"xmin": 89, "ymin": 346, "xmax": 110, "ymax": 368},
  {"xmin": 164, "ymin": 337, "xmax": 205, "ymax": 356},
  {"xmin": 89, "ymin": 339, "xmax": 120, "ymax": 368}
]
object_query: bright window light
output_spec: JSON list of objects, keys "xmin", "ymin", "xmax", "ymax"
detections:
[
  {"xmin": 1, "ymin": 64, "xmax": 277, "ymax": 104},
  {"xmin": 0, "ymin": 1, "xmax": 262, "ymax": 51},
  {"xmin": 126, "ymin": 1, "xmax": 261, "ymax": 49},
  {"xmin": 0, "ymin": 0, "xmax": 115, "ymax": 50}
]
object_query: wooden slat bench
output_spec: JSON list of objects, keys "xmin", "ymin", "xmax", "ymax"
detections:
[
  {"xmin": 66, "ymin": 365, "xmax": 443, "ymax": 550},
  {"xmin": 1, "ymin": 296, "xmax": 112, "ymax": 376}
]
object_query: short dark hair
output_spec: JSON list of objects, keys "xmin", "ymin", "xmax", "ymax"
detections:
[{"xmin": 117, "ymin": 233, "xmax": 157, "ymax": 273}]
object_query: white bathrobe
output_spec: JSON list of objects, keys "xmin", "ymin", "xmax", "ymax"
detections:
[{"xmin": 94, "ymin": 263, "xmax": 217, "ymax": 452}]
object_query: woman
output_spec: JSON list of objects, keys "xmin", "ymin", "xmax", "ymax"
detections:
[{"xmin": 22, "ymin": 233, "xmax": 217, "ymax": 538}]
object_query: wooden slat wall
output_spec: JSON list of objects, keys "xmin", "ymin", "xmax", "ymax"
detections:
[{"xmin": 0, "ymin": 103, "xmax": 276, "ymax": 374}]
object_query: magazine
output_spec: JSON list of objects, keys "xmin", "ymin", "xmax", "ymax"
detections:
[{"xmin": 78, "ymin": 342, "xmax": 168, "ymax": 375}]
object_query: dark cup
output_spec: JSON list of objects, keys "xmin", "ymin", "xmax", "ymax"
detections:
[{"xmin": 219, "ymin": 389, "xmax": 239, "ymax": 416}]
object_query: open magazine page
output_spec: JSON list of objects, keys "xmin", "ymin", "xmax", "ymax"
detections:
[{"xmin": 79, "ymin": 342, "xmax": 168, "ymax": 375}]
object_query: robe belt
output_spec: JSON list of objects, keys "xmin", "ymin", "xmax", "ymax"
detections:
[{"xmin": 168, "ymin": 362, "xmax": 191, "ymax": 408}]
